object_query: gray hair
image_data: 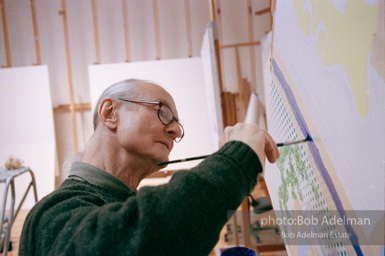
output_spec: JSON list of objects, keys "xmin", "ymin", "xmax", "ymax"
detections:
[{"xmin": 93, "ymin": 79, "xmax": 153, "ymax": 130}]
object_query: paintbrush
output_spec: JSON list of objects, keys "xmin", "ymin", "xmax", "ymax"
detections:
[{"xmin": 157, "ymin": 136, "xmax": 311, "ymax": 166}]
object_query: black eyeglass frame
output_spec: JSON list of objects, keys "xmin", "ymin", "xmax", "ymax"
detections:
[{"xmin": 116, "ymin": 98, "xmax": 184, "ymax": 142}]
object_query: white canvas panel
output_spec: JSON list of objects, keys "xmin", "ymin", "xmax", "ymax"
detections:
[{"xmin": 0, "ymin": 65, "xmax": 56, "ymax": 209}]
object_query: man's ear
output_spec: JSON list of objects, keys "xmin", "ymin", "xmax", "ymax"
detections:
[{"xmin": 98, "ymin": 98, "xmax": 118, "ymax": 130}]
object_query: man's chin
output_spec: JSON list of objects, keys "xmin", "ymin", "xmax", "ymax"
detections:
[
  {"xmin": 158, "ymin": 163, "xmax": 168, "ymax": 170},
  {"xmin": 154, "ymin": 154, "xmax": 169, "ymax": 168},
  {"xmin": 156, "ymin": 157, "xmax": 169, "ymax": 167}
]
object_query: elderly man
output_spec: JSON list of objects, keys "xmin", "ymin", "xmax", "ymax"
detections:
[{"xmin": 20, "ymin": 79, "xmax": 279, "ymax": 256}]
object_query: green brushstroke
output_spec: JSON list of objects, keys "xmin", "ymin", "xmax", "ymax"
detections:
[{"xmin": 276, "ymin": 144, "xmax": 319, "ymax": 214}]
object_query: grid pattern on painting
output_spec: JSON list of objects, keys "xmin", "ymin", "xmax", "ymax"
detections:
[{"xmin": 268, "ymin": 80, "xmax": 349, "ymax": 255}]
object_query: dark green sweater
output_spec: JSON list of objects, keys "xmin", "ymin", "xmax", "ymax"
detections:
[{"xmin": 20, "ymin": 141, "xmax": 262, "ymax": 256}]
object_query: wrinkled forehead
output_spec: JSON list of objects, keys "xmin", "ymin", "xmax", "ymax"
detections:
[{"xmin": 134, "ymin": 82, "xmax": 179, "ymax": 116}]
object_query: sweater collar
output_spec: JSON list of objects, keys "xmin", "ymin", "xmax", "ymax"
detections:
[{"xmin": 68, "ymin": 162, "xmax": 135, "ymax": 195}]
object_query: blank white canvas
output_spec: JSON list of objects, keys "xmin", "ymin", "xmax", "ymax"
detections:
[
  {"xmin": 0, "ymin": 65, "xmax": 56, "ymax": 209},
  {"xmin": 200, "ymin": 21, "xmax": 224, "ymax": 144}
]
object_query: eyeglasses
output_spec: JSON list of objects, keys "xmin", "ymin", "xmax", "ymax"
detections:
[{"xmin": 116, "ymin": 99, "xmax": 184, "ymax": 143}]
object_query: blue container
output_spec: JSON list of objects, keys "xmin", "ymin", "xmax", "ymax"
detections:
[{"xmin": 221, "ymin": 247, "xmax": 257, "ymax": 256}]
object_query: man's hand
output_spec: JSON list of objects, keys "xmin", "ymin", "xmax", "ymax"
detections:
[{"xmin": 219, "ymin": 123, "xmax": 279, "ymax": 164}]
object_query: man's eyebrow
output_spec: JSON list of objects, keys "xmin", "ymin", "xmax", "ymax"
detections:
[
  {"xmin": 154, "ymin": 97, "xmax": 181, "ymax": 120},
  {"xmin": 154, "ymin": 97, "xmax": 171, "ymax": 107}
]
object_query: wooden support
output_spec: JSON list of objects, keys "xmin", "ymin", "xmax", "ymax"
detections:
[
  {"xmin": 209, "ymin": 0, "xmax": 215, "ymax": 21},
  {"xmin": 209, "ymin": 0, "xmax": 229, "ymax": 132},
  {"xmin": 232, "ymin": 210, "xmax": 240, "ymax": 246},
  {"xmin": 208, "ymin": 1, "xmax": 252, "ymax": 246},
  {"xmin": 255, "ymin": 7, "xmax": 270, "ymax": 16},
  {"xmin": 247, "ymin": 0, "xmax": 257, "ymax": 93},
  {"xmin": 91, "ymin": 0, "xmax": 101, "ymax": 64},
  {"xmin": 254, "ymin": 175, "xmax": 286, "ymax": 253},
  {"xmin": 53, "ymin": 103, "xmax": 91, "ymax": 112},
  {"xmin": 0, "ymin": 0, "xmax": 11, "ymax": 67},
  {"xmin": 258, "ymin": 175, "xmax": 272, "ymax": 204},
  {"xmin": 229, "ymin": 93, "xmax": 237, "ymax": 125},
  {"xmin": 59, "ymin": 0, "xmax": 78, "ymax": 152},
  {"xmin": 235, "ymin": 48, "xmax": 246, "ymax": 121},
  {"xmin": 184, "ymin": 0, "xmax": 192, "ymax": 57},
  {"xmin": 30, "ymin": 0, "xmax": 41, "ymax": 65},
  {"xmin": 241, "ymin": 78, "xmax": 251, "ymax": 113},
  {"xmin": 240, "ymin": 199, "xmax": 252, "ymax": 246},
  {"xmin": 221, "ymin": 92, "xmax": 229, "ymax": 126},
  {"xmin": 222, "ymin": 92, "xmax": 237, "ymax": 126},
  {"xmin": 270, "ymin": 0, "xmax": 276, "ymax": 31},
  {"xmin": 209, "ymin": 0, "xmax": 225, "ymax": 128},
  {"xmin": 214, "ymin": 34, "xmax": 224, "ymax": 93},
  {"xmin": 152, "ymin": 0, "xmax": 161, "ymax": 60},
  {"xmin": 212, "ymin": 0, "xmax": 225, "ymax": 94},
  {"xmin": 122, "ymin": 0, "xmax": 131, "ymax": 62},
  {"xmin": 220, "ymin": 41, "xmax": 260, "ymax": 49}
]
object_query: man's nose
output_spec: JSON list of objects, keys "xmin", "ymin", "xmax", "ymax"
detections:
[{"xmin": 165, "ymin": 120, "xmax": 182, "ymax": 140}]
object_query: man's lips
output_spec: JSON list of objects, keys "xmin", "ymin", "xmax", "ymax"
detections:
[{"xmin": 157, "ymin": 140, "xmax": 171, "ymax": 151}]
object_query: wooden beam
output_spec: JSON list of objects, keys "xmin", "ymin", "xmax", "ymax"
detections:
[
  {"xmin": 241, "ymin": 78, "xmax": 251, "ymax": 113},
  {"xmin": 239, "ymin": 3, "xmax": 257, "ymax": 239},
  {"xmin": 208, "ymin": 0, "xmax": 215, "ymax": 21},
  {"xmin": 235, "ymin": 0, "xmax": 255, "ymax": 237},
  {"xmin": 221, "ymin": 93, "xmax": 228, "ymax": 126},
  {"xmin": 270, "ymin": 0, "xmax": 276, "ymax": 31},
  {"xmin": 213, "ymin": 0, "xmax": 225, "ymax": 93},
  {"xmin": 0, "ymin": 0, "xmax": 11, "ymax": 67},
  {"xmin": 184, "ymin": 0, "xmax": 192, "ymax": 57},
  {"xmin": 59, "ymin": 0, "xmax": 78, "ymax": 152},
  {"xmin": 232, "ymin": 213, "xmax": 240, "ymax": 246},
  {"xmin": 240, "ymin": 199, "xmax": 252, "ymax": 246},
  {"xmin": 222, "ymin": 92, "xmax": 229, "ymax": 126},
  {"xmin": 122, "ymin": 0, "xmax": 131, "ymax": 62},
  {"xmin": 235, "ymin": 48, "xmax": 245, "ymax": 121},
  {"xmin": 255, "ymin": 7, "xmax": 270, "ymax": 15},
  {"xmin": 30, "ymin": 0, "xmax": 41, "ymax": 65},
  {"xmin": 209, "ymin": 0, "xmax": 229, "ymax": 131},
  {"xmin": 53, "ymin": 103, "xmax": 91, "ymax": 112},
  {"xmin": 220, "ymin": 41, "xmax": 260, "ymax": 49},
  {"xmin": 91, "ymin": 0, "xmax": 101, "ymax": 64},
  {"xmin": 152, "ymin": 0, "xmax": 161, "ymax": 60},
  {"xmin": 222, "ymin": 92, "xmax": 237, "ymax": 126},
  {"xmin": 247, "ymin": 0, "xmax": 257, "ymax": 93}
]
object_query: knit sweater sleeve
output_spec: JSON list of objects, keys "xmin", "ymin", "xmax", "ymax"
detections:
[{"xmin": 20, "ymin": 141, "xmax": 262, "ymax": 256}]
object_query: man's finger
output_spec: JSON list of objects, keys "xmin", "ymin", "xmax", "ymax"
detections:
[{"xmin": 264, "ymin": 130, "xmax": 279, "ymax": 163}]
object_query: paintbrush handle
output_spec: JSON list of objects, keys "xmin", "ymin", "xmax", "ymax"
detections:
[
  {"xmin": 276, "ymin": 138, "xmax": 307, "ymax": 147},
  {"xmin": 157, "ymin": 138, "xmax": 309, "ymax": 166},
  {"xmin": 157, "ymin": 155, "xmax": 209, "ymax": 166}
]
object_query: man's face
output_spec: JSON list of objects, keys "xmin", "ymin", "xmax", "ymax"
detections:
[{"xmin": 115, "ymin": 83, "xmax": 182, "ymax": 164}]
